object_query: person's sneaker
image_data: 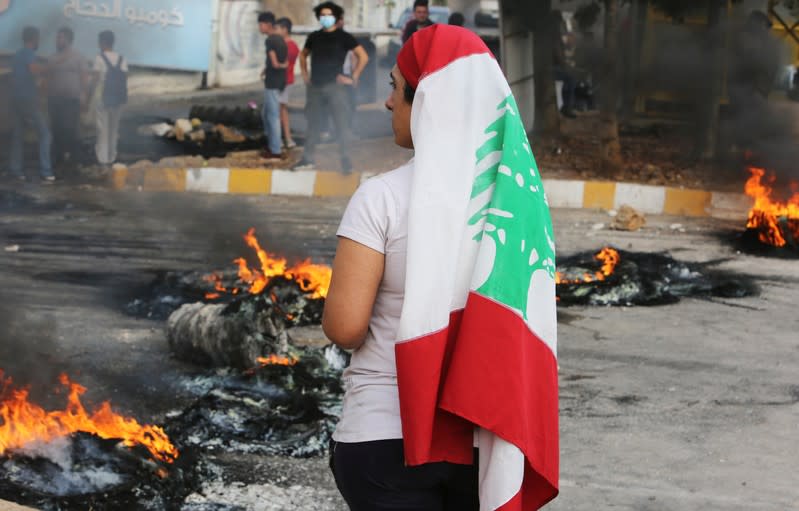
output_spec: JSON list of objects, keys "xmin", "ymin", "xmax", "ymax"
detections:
[
  {"xmin": 284, "ymin": 140, "xmax": 297, "ymax": 150},
  {"xmin": 260, "ymin": 149, "xmax": 285, "ymax": 161},
  {"xmin": 292, "ymin": 158, "xmax": 316, "ymax": 171},
  {"xmin": 41, "ymin": 175, "xmax": 56, "ymax": 185},
  {"xmin": 340, "ymin": 157, "xmax": 353, "ymax": 175}
]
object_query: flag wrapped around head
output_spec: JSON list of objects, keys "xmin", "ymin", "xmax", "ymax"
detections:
[{"xmin": 394, "ymin": 25, "xmax": 559, "ymax": 510}]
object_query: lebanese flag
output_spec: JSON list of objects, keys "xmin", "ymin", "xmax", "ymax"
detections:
[{"xmin": 395, "ymin": 26, "xmax": 559, "ymax": 510}]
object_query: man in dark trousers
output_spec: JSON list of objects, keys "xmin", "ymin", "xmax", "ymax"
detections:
[
  {"xmin": 258, "ymin": 11, "xmax": 289, "ymax": 161},
  {"xmin": 9, "ymin": 26, "xmax": 54, "ymax": 183},
  {"xmin": 47, "ymin": 27, "xmax": 88, "ymax": 174},
  {"xmin": 402, "ymin": 0, "xmax": 434, "ymax": 44},
  {"xmin": 294, "ymin": 2, "xmax": 368, "ymax": 173}
]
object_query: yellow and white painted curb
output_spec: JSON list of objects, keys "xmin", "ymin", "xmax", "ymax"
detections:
[{"xmin": 111, "ymin": 166, "xmax": 753, "ymax": 220}]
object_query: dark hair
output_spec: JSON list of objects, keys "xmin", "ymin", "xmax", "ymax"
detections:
[
  {"xmin": 58, "ymin": 27, "xmax": 75, "ymax": 43},
  {"xmin": 448, "ymin": 12, "xmax": 465, "ymax": 26},
  {"xmin": 413, "ymin": 0, "xmax": 429, "ymax": 9},
  {"xmin": 276, "ymin": 17, "xmax": 293, "ymax": 33},
  {"xmin": 99, "ymin": 30, "xmax": 115, "ymax": 49},
  {"xmin": 404, "ymin": 83, "xmax": 415, "ymax": 103},
  {"xmin": 22, "ymin": 26, "xmax": 39, "ymax": 44},
  {"xmin": 257, "ymin": 11, "xmax": 276, "ymax": 25},
  {"xmin": 313, "ymin": 1, "xmax": 344, "ymax": 21}
]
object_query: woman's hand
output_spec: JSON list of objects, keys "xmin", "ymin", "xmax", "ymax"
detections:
[{"xmin": 322, "ymin": 238, "xmax": 385, "ymax": 351}]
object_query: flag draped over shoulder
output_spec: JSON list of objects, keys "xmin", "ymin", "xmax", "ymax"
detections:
[{"xmin": 394, "ymin": 25, "xmax": 559, "ymax": 510}]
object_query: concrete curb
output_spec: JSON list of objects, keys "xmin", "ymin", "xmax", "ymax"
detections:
[{"xmin": 111, "ymin": 166, "xmax": 753, "ymax": 220}]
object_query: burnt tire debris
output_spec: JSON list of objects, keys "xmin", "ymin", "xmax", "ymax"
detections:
[
  {"xmin": 165, "ymin": 345, "xmax": 346, "ymax": 459},
  {"xmin": 556, "ymin": 248, "xmax": 758, "ymax": 306},
  {"xmin": 132, "ymin": 270, "xmax": 347, "ymax": 456},
  {"xmin": 734, "ymin": 228, "xmax": 799, "ymax": 258},
  {"xmin": 0, "ymin": 433, "xmax": 204, "ymax": 510}
]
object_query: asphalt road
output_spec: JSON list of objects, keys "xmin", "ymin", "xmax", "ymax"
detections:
[{"xmin": 0, "ymin": 183, "xmax": 797, "ymax": 510}]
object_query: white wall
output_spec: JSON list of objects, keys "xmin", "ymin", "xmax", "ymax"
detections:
[
  {"xmin": 210, "ymin": 0, "xmax": 264, "ymax": 87},
  {"xmin": 499, "ymin": 0, "xmax": 535, "ymax": 132}
]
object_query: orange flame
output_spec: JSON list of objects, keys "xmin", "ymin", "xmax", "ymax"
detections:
[
  {"xmin": 0, "ymin": 372, "xmax": 178, "ymax": 464},
  {"xmin": 206, "ymin": 229, "xmax": 332, "ymax": 300},
  {"xmin": 744, "ymin": 167, "xmax": 799, "ymax": 247},
  {"xmin": 256, "ymin": 354, "xmax": 299, "ymax": 367},
  {"xmin": 555, "ymin": 247, "xmax": 621, "ymax": 285}
]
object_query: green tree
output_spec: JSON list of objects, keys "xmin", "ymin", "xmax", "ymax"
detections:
[{"xmin": 468, "ymin": 95, "xmax": 556, "ymax": 317}]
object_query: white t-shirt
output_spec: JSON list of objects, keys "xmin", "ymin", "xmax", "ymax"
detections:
[{"xmin": 332, "ymin": 162, "xmax": 412, "ymax": 443}]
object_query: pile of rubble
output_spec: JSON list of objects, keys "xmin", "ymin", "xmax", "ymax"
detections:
[{"xmin": 138, "ymin": 118, "xmax": 253, "ymax": 146}]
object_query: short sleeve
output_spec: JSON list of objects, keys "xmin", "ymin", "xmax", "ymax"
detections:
[
  {"xmin": 120, "ymin": 56, "xmax": 129, "ymax": 72},
  {"xmin": 304, "ymin": 32, "xmax": 316, "ymax": 51},
  {"xmin": 93, "ymin": 55, "xmax": 105, "ymax": 72},
  {"xmin": 343, "ymin": 32, "xmax": 358, "ymax": 51},
  {"xmin": 337, "ymin": 178, "xmax": 393, "ymax": 254}
]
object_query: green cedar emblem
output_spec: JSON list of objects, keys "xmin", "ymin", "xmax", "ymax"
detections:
[{"xmin": 468, "ymin": 95, "xmax": 556, "ymax": 319}]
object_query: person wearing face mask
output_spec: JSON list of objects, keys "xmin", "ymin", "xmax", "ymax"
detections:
[
  {"xmin": 9, "ymin": 26, "xmax": 55, "ymax": 183},
  {"xmin": 293, "ymin": 1, "xmax": 368, "ymax": 174}
]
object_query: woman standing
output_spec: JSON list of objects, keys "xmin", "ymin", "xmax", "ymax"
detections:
[{"xmin": 323, "ymin": 25, "xmax": 559, "ymax": 511}]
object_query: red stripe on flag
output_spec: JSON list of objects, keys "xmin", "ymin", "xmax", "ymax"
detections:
[
  {"xmin": 396, "ymin": 292, "xmax": 558, "ymax": 507},
  {"xmin": 397, "ymin": 25, "xmax": 493, "ymax": 89},
  {"xmin": 441, "ymin": 292, "xmax": 559, "ymax": 508},
  {"xmin": 395, "ymin": 309, "xmax": 474, "ymax": 466}
]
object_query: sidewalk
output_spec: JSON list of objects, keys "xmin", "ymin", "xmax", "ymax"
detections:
[{"xmin": 109, "ymin": 161, "xmax": 753, "ymax": 221}]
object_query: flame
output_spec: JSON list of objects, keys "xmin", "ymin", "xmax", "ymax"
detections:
[
  {"xmin": 555, "ymin": 247, "xmax": 621, "ymax": 285},
  {"xmin": 205, "ymin": 229, "xmax": 331, "ymax": 300},
  {"xmin": 0, "ymin": 372, "xmax": 178, "ymax": 465},
  {"xmin": 744, "ymin": 167, "xmax": 799, "ymax": 247},
  {"xmin": 256, "ymin": 354, "xmax": 299, "ymax": 367},
  {"xmin": 204, "ymin": 272, "xmax": 233, "ymax": 300}
]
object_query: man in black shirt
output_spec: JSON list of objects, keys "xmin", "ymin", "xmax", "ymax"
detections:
[
  {"xmin": 293, "ymin": 1, "xmax": 368, "ymax": 173},
  {"xmin": 402, "ymin": 0, "xmax": 434, "ymax": 44},
  {"xmin": 259, "ymin": 11, "xmax": 288, "ymax": 160}
]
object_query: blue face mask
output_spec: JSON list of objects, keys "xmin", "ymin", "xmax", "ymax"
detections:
[{"xmin": 320, "ymin": 15, "xmax": 336, "ymax": 29}]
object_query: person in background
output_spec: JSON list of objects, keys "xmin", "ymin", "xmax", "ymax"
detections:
[
  {"xmin": 402, "ymin": 0, "xmax": 434, "ymax": 44},
  {"xmin": 9, "ymin": 26, "xmax": 54, "ymax": 183},
  {"xmin": 258, "ymin": 11, "xmax": 288, "ymax": 161},
  {"xmin": 47, "ymin": 27, "xmax": 88, "ymax": 175},
  {"xmin": 276, "ymin": 17, "xmax": 299, "ymax": 150},
  {"xmin": 448, "ymin": 12, "xmax": 465, "ymax": 27},
  {"xmin": 88, "ymin": 30, "xmax": 128, "ymax": 166},
  {"xmin": 552, "ymin": 10, "xmax": 578, "ymax": 119},
  {"xmin": 294, "ymin": 1, "xmax": 368, "ymax": 173}
]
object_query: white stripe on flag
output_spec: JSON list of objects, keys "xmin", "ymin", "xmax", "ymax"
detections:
[{"xmin": 478, "ymin": 429, "xmax": 525, "ymax": 511}]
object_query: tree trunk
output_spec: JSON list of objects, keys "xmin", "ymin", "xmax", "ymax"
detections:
[
  {"xmin": 693, "ymin": 0, "xmax": 725, "ymax": 161},
  {"xmin": 600, "ymin": 0, "xmax": 623, "ymax": 175},
  {"xmin": 622, "ymin": 0, "xmax": 649, "ymax": 120},
  {"xmin": 532, "ymin": 0, "xmax": 561, "ymax": 136}
]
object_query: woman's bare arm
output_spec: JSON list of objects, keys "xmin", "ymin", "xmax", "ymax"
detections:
[{"xmin": 322, "ymin": 238, "xmax": 385, "ymax": 350}]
